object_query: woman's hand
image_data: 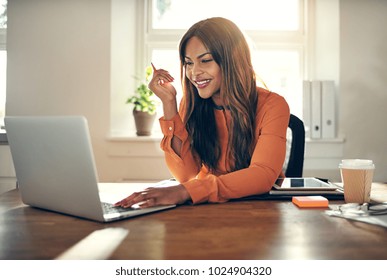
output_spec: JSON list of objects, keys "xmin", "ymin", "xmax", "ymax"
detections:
[
  {"xmin": 114, "ymin": 184, "xmax": 190, "ymax": 209},
  {"xmin": 148, "ymin": 63, "xmax": 177, "ymax": 104}
]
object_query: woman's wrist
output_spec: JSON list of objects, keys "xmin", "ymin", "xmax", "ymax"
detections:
[
  {"xmin": 162, "ymin": 99, "xmax": 178, "ymax": 120},
  {"xmin": 176, "ymin": 184, "xmax": 191, "ymax": 204}
]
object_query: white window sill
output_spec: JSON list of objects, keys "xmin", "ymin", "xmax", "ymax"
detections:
[
  {"xmin": 107, "ymin": 132, "xmax": 345, "ymax": 144},
  {"xmin": 105, "ymin": 132, "xmax": 345, "ymax": 181},
  {"xmin": 306, "ymin": 137, "xmax": 345, "ymax": 143},
  {"xmin": 106, "ymin": 132, "xmax": 345, "ymax": 160},
  {"xmin": 107, "ymin": 131, "xmax": 163, "ymax": 143},
  {"xmin": 0, "ymin": 129, "xmax": 7, "ymax": 144}
]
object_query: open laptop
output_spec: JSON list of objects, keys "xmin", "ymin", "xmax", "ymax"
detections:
[{"xmin": 4, "ymin": 116, "xmax": 176, "ymax": 222}]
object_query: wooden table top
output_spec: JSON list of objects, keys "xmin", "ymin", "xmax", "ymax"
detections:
[{"xmin": 1, "ymin": 183, "xmax": 386, "ymax": 260}]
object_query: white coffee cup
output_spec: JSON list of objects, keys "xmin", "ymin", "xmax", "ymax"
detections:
[{"xmin": 339, "ymin": 159, "xmax": 375, "ymax": 203}]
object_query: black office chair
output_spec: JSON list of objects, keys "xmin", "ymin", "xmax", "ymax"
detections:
[{"xmin": 284, "ymin": 114, "xmax": 305, "ymax": 177}]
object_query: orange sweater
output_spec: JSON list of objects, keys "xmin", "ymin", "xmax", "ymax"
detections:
[{"xmin": 159, "ymin": 87, "xmax": 290, "ymax": 204}]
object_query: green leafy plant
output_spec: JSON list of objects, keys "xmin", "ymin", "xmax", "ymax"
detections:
[{"xmin": 126, "ymin": 66, "xmax": 157, "ymax": 115}]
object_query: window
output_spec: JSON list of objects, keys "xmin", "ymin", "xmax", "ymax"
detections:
[
  {"xmin": 112, "ymin": 0, "xmax": 342, "ymax": 138},
  {"xmin": 0, "ymin": 0, "xmax": 7, "ymax": 129},
  {"xmin": 151, "ymin": 0, "xmax": 300, "ymax": 31},
  {"xmin": 139, "ymin": 0, "xmax": 305, "ymax": 134}
]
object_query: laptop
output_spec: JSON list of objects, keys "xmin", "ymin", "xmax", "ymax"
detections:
[{"xmin": 4, "ymin": 116, "xmax": 176, "ymax": 222}]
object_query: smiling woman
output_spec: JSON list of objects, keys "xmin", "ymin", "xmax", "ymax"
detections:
[
  {"xmin": 183, "ymin": 37, "xmax": 222, "ymax": 102},
  {"xmin": 115, "ymin": 17, "xmax": 290, "ymax": 209}
]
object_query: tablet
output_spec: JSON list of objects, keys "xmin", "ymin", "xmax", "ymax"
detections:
[{"xmin": 273, "ymin": 177, "xmax": 338, "ymax": 191}]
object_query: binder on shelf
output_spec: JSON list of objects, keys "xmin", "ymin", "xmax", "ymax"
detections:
[
  {"xmin": 311, "ymin": 81, "xmax": 322, "ymax": 139},
  {"xmin": 302, "ymin": 81, "xmax": 312, "ymax": 139},
  {"xmin": 321, "ymin": 80, "xmax": 336, "ymax": 139}
]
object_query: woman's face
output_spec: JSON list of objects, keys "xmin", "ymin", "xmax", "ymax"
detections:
[{"xmin": 184, "ymin": 36, "xmax": 222, "ymax": 105}]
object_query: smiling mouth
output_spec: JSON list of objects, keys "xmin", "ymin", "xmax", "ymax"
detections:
[{"xmin": 195, "ymin": 79, "xmax": 211, "ymax": 88}]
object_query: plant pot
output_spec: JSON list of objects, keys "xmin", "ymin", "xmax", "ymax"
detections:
[{"xmin": 133, "ymin": 109, "xmax": 157, "ymax": 136}]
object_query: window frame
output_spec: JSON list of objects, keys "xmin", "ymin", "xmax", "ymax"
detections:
[
  {"xmin": 135, "ymin": 0, "xmax": 308, "ymax": 131},
  {"xmin": 115, "ymin": 0, "xmax": 344, "ymax": 141},
  {"xmin": 0, "ymin": 27, "xmax": 6, "ymax": 129},
  {"xmin": 0, "ymin": 0, "xmax": 6, "ymax": 129},
  {"xmin": 0, "ymin": 28, "xmax": 5, "ymax": 47},
  {"xmin": 141, "ymin": 0, "xmax": 307, "ymax": 68}
]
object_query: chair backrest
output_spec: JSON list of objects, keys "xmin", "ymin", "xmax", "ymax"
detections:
[{"xmin": 285, "ymin": 114, "xmax": 305, "ymax": 177}]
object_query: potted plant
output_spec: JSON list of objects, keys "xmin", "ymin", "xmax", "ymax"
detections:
[{"xmin": 126, "ymin": 66, "xmax": 158, "ymax": 136}]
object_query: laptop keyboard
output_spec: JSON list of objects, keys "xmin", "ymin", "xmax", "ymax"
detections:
[{"xmin": 101, "ymin": 202, "xmax": 136, "ymax": 214}]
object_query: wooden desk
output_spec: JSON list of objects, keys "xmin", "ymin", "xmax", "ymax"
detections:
[{"xmin": 0, "ymin": 184, "xmax": 386, "ymax": 260}]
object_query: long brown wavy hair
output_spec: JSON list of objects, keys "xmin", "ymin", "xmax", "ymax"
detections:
[{"xmin": 179, "ymin": 17, "xmax": 258, "ymax": 172}]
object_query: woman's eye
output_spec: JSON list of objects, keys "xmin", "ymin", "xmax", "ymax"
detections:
[
  {"xmin": 185, "ymin": 61, "xmax": 193, "ymax": 66},
  {"xmin": 202, "ymin": 59, "xmax": 213, "ymax": 63}
]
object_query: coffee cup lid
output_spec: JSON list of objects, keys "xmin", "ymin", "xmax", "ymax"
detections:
[{"xmin": 339, "ymin": 159, "xmax": 375, "ymax": 169}]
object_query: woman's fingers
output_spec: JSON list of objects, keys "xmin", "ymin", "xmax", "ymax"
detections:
[
  {"xmin": 114, "ymin": 191, "xmax": 148, "ymax": 208},
  {"xmin": 150, "ymin": 63, "xmax": 174, "ymax": 83},
  {"xmin": 148, "ymin": 63, "xmax": 177, "ymax": 101},
  {"xmin": 114, "ymin": 188, "xmax": 161, "ymax": 208},
  {"xmin": 154, "ymin": 72, "xmax": 174, "ymax": 84},
  {"xmin": 114, "ymin": 185, "xmax": 189, "ymax": 209},
  {"xmin": 137, "ymin": 197, "xmax": 156, "ymax": 208}
]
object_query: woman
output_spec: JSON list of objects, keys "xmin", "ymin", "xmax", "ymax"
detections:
[{"xmin": 115, "ymin": 17, "xmax": 290, "ymax": 208}]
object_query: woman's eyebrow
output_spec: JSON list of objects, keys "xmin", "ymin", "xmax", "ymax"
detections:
[{"xmin": 185, "ymin": 52, "xmax": 212, "ymax": 60}]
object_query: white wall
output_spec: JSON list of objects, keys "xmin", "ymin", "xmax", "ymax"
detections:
[
  {"xmin": 6, "ymin": 0, "xmax": 171, "ymax": 182},
  {"xmin": 6, "ymin": 0, "xmax": 112, "ymax": 179},
  {"xmin": 340, "ymin": 0, "xmax": 387, "ymax": 182},
  {"xmin": 5, "ymin": 0, "xmax": 387, "ymax": 182}
]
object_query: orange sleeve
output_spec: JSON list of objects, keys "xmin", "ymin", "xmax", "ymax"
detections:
[
  {"xmin": 182, "ymin": 92, "xmax": 290, "ymax": 204},
  {"xmin": 159, "ymin": 111, "xmax": 201, "ymax": 183},
  {"xmin": 160, "ymin": 91, "xmax": 290, "ymax": 204}
]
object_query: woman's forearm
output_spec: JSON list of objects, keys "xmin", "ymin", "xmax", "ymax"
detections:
[{"xmin": 162, "ymin": 100, "xmax": 183, "ymax": 157}]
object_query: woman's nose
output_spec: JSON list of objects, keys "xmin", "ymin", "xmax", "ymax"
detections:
[{"xmin": 191, "ymin": 63, "xmax": 203, "ymax": 76}]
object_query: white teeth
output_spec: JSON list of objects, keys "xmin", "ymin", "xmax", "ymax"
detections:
[{"xmin": 196, "ymin": 80, "xmax": 210, "ymax": 85}]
